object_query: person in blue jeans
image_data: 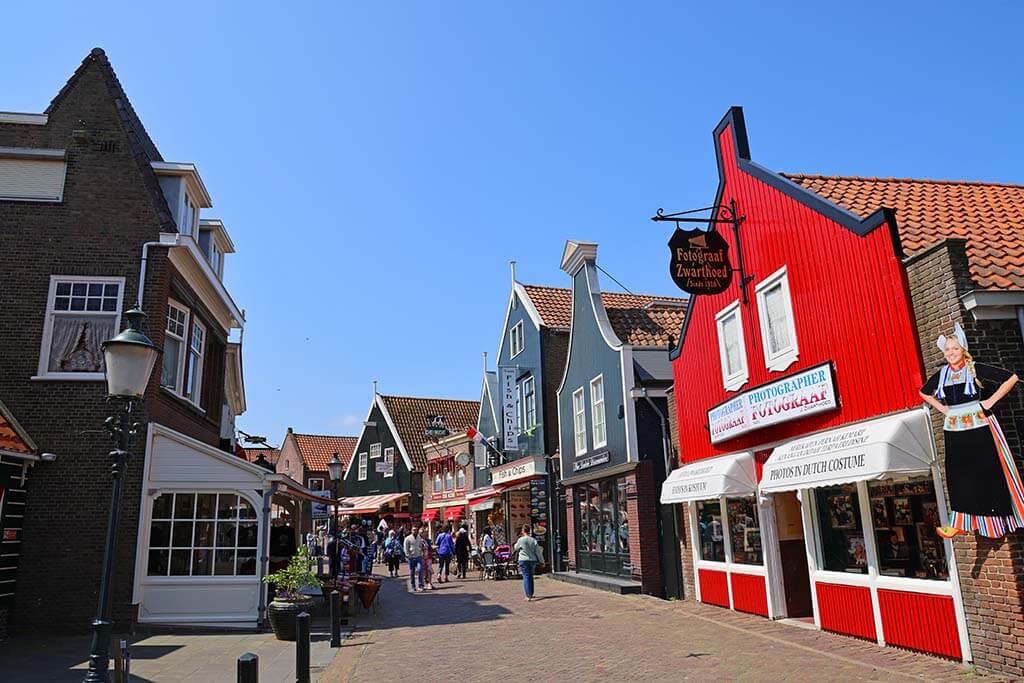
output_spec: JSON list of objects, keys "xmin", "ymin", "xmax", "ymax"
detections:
[
  {"xmin": 513, "ymin": 524, "xmax": 544, "ymax": 601},
  {"xmin": 434, "ymin": 523, "xmax": 455, "ymax": 583},
  {"xmin": 403, "ymin": 525, "xmax": 425, "ymax": 591}
]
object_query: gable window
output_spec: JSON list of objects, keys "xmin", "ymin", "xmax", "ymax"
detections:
[
  {"xmin": 161, "ymin": 302, "xmax": 188, "ymax": 391},
  {"xmin": 37, "ymin": 276, "xmax": 123, "ymax": 379},
  {"xmin": 307, "ymin": 478, "xmax": 324, "ymax": 491},
  {"xmin": 383, "ymin": 447, "xmax": 394, "ymax": 478},
  {"xmin": 0, "ymin": 151, "xmax": 67, "ymax": 202},
  {"xmin": 523, "ymin": 376, "xmax": 537, "ymax": 429},
  {"xmin": 715, "ymin": 300, "xmax": 749, "ymax": 391},
  {"xmin": 369, "ymin": 443, "xmax": 382, "ymax": 459},
  {"xmin": 755, "ymin": 266, "xmax": 799, "ymax": 371},
  {"xmin": 510, "ymin": 321, "xmax": 524, "ymax": 358},
  {"xmin": 434, "ymin": 473, "xmax": 442, "ymax": 493},
  {"xmin": 590, "ymin": 375, "xmax": 606, "ymax": 449},
  {"xmin": 357, "ymin": 452, "xmax": 368, "ymax": 481},
  {"xmin": 572, "ymin": 387, "xmax": 587, "ymax": 456},
  {"xmin": 184, "ymin": 319, "xmax": 206, "ymax": 404}
]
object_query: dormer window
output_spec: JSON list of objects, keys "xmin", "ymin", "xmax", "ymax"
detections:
[
  {"xmin": 180, "ymin": 193, "xmax": 197, "ymax": 236},
  {"xmin": 198, "ymin": 219, "xmax": 234, "ymax": 281},
  {"xmin": 152, "ymin": 161, "xmax": 212, "ymax": 240}
]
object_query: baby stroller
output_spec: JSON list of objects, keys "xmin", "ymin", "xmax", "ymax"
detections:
[{"xmin": 494, "ymin": 544, "xmax": 514, "ymax": 579}]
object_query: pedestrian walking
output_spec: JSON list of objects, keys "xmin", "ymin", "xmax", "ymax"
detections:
[
  {"xmin": 435, "ymin": 523, "xmax": 455, "ymax": 583},
  {"xmin": 420, "ymin": 529, "xmax": 435, "ymax": 590},
  {"xmin": 383, "ymin": 530, "xmax": 402, "ymax": 577},
  {"xmin": 404, "ymin": 524, "xmax": 425, "ymax": 591},
  {"xmin": 454, "ymin": 526, "xmax": 472, "ymax": 579},
  {"xmin": 513, "ymin": 524, "xmax": 543, "ymax": 601}
]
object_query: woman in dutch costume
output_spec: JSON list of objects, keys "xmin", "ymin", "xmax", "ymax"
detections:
[{"xmin": 920, "ymin": 324, "xmax": 1024, "ymax": 538}]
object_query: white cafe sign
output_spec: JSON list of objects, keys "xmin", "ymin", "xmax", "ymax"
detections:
[
  {"xmin": 708, "ymin": 362, "xmax": 838, "ymax": 444},
  {"xmin": 492, "ymin": 456, "xmax": 544, "ymax": 485}
]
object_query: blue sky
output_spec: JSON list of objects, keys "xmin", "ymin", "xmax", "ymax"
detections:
[{"xmin": 3, "ymin": 2, "xmax": 1021, "ymax": 446}]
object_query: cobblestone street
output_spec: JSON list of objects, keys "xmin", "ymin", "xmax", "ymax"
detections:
[{"xmin": 326, "ymin": 574, "xmax": 1001, "ymax": 682}]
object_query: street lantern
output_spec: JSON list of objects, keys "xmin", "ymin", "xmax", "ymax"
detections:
[
  {"xmin": 101, "ymin": 308, "xmax": 159, "ymax": 399},
  {"xmin": 327, "ymin": 452, "xmax": 344, "ymax": 540},
  {"xmin": 327, "ymin": 454, "xmax": 344, "ymax": 482}
]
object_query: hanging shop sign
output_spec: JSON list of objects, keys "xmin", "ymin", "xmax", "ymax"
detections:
[
  {"xmin": 708, "ymin": 362, "xmax": 838, "ymax": 444},
  {"xmin": 492, "ymin": 456, "xmax": 544, "ymax": 486},
  {"xmin": 501, "ymin": 367, "xmax": 519, "ymax": 452},
  {"xmin": 668, "ymin": 227, "xmax": 733, "ymax": 295},
  {"xmin": 425, "ymin": 415, "xmax": 450, "ymax": 440},
  {"xmin": 572, "ymin": 451, "xmax": 610, "ymax": 473}
]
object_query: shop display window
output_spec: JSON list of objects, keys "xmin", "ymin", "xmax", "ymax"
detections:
[
  {"xmin": 616, "ymin": 479, "xmax": 630, "ymax": 554},
  {"xmin": 727, "ymin": 497, "xmax": 762, "ymax": 565},
  {"xmin": 696, "ymin": 499, "xmax": 725, "ymax": 562},
  {"xmin": 868, "ymin": 478, "xmax": 949, "ymax": 580},
  {"xmin": 814, "ymin": 484, "xmax": 867, "ymax": 574},
  {"xmin": 573, "ymin": 475, "xmax": 632, "ymax": 577}
]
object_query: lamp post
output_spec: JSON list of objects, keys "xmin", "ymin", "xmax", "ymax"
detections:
[
  {"xmin": 327, "ymin": 453, "xmax": 344, "ymax": 537},
  {"xmin": 83, "ymin": 308, "xmax": 159, "ymax": 683}
]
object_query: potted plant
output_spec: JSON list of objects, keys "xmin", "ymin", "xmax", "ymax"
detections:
[{"xmin": 264, "ymin": 546, "xmax": 320, "ymax": 641}]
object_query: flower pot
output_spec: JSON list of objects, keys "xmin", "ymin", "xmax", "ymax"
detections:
[{"xmin": 267, "ymin": 597, "xmax": 316, "ymax": 641}]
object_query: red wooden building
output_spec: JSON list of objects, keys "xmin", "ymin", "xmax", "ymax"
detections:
[{"xmin": 663, "ymin": 107, "xmax": 970, "ymax": 660}]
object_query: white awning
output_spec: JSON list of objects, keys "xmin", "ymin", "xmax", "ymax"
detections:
[
  {"xmin": 760, "ymin": 409, "xmax": 934, "ymax": 494},
  {"xmin": 660, "ymin": 452, "xmax": 757, "ymax": 504}
]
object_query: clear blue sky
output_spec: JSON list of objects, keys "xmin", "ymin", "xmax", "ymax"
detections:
[{"xmin": 3, "ymin": 3, "xmax": 1021, "ymax": 446}]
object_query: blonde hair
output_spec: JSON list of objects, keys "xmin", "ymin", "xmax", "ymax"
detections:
[{"xmin": 946, "ymin": 337, "xmax": 982, "ymax": 388}]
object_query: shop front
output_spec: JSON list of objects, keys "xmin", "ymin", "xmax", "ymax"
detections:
[
  {"xmin": 572, "ymin": 474, "xmax": 632, "ymax": 578},
  {"xmin": 466, "ymin": 455, "xmax": 548, "ymax": 553}
]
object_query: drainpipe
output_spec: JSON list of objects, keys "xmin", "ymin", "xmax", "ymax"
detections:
[
  {"xmin": 137, "ymin": 234, "xmax": 180, "ymax": 307},
  {"xmin": 640, "ymin": 389, "xmax": 683, "ymax": 599}
]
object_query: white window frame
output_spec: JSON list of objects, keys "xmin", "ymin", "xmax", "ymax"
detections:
[
  {"xmin": 509, "ymin": 320, "xmax": 524, "ymax": 359},
  {"xmin": 180, "ymin": 192, "xmax": 198, "ymax": 237},
  {"xmin": 307, "ymin": 478, "xmax": 325, "ymax": 491},
  {"xmin": 35, "ymin": 275, "xmax": 125, "ymax": 381},
  {"xmin": 184, "ymin": 318, "xmax": 206, "ymax": 407},
  {"xmin": 369, "ymin": 443, "xmax": 382, "ymax": 459},
  {"xmin": 456, "ymin": 467, "xmax": 466, "ymax": 489},
  {"xmin": 572, "ymin": 387, "xmax": 587, "ymax": 456},
  {"xmin": 523, "ymin": 376, "xmax": 537, "ymax": 429},
  {"xmin": 590, "ymin": 374, "xmax": 607, "ymax": 449},
  {"xmin": 715, "ymin": 299, "xmax": 749, "ymax": 391},
  {"xmin": 357, "ymin": 452, "xmax": 368, "ymax": 481},
  {"xmin": 383, "ymin": 447, "xmax": 394, "ymax": 478},
  {"xmin": 444, "ymin": 469, "xmax": 454, "ymax": 491},
  {"xmin": 517, "ymin": 383, "xmax": 524, "ymax": 433},
  {"xmin": 755, "ymin": 266, "xmax": 799, "ymax": 372},
  {"xmin": 433, "ymin": 472, "xmax": 442, "ymax": 493},
  {"xmin": 161, "ymin": 300, "xmax": 189, "ymax": 393}
]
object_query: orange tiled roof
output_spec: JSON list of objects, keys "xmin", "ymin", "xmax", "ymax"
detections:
[
  {"xmin": 520, "ymin": 284, "xmax": 688, "ymax": 347},
  {"xmin": 0, "ymin": 400, "xmax": 35, "ymax": 455},
  {"xmin": 379, "ymin": 395, "xmax": 480, "ymax": 471},
  {"xmin": 242, "ymin": 447, "xmax": 280, "ymax": 466},
  {"xmin": 783, "ymin": 174, "xmax": 1024, "ymax": 290},
  {"xmin": 293, "ymin": 434, "xmax": 357, "ymax": 473}
]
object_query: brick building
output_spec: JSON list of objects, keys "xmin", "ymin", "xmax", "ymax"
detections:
[
  {"xmin": 0, "ymin": 48, "xmax": 266, "ymax": 633},
  {"xmin": 662, "ymin": 107, "xmax": 1024, "ymax": 672},
  {"xmin": 274, "ymin": 430, "xmax": 356, "ymax": 533}
]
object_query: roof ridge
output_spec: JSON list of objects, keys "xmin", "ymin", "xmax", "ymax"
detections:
[
  {"xmin": 293, "ymin": 433, "xmax": 358, "ymax": 439},
  {"xmin": 782, "ymin": 172, "xmax": 1024, "ymax": 191},
  {"xmin": 522, "ymin": 282, "xmax": 687, "ymax": 303},
  {"xmin": 380, "ymin": 394, "xmax": 479, "ymax": 403}
]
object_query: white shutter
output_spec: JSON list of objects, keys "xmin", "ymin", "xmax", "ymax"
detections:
[{"xmin": 0, "ymin": 158, "xmax": 66, "ymax": 200}]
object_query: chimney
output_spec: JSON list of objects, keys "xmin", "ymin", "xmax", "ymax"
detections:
[{"xmin": 560, "ymin": 241, "xmax": 599, "ymax": 276}]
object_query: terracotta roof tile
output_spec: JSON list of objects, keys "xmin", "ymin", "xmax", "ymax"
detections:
[
  {"xmin": 292, "ymin": 434, "xmax": 358, "ymax": 473},
  {"xmin": 241, "ymin": 447, "xmax": 280, "ymax": 466},
  {"xmin": 379, "ymin": 395, "xmax": 480, "ymax": 471},
  {"xmin": 0, "ymin": 399, "xmax": 35, "ymax": 455},
  {"xmin": 783, "ymin": 174, "xmax": 1024, "ymax": 290},
  {"xmin": 520, "ymin": 284, "xmax": 688, "ymax": 347}
]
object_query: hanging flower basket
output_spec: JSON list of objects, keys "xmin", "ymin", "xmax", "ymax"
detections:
[{"xmin": 355, "ymin": 578, "xmax": 381, "ymax": 609}]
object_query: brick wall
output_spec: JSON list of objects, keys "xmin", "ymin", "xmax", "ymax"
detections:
[
  {"xmin": 666, "ymin": 389, "xmax": 693, "ymax": 599},
  {"xmin": 906, "ymin": 239, "xmax": 1024, "ymax": 677},
  {"xmin": 541, "ymin": 329, "xmax": 569, "ymax": 456},
  {"xmin": 630, "ymin": 461, "xmax": 664, "ymax": 596}
]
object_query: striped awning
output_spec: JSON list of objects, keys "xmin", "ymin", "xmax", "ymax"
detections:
[
  {"xmin": 444, "ymin": 506, "xmax": 465, "ymax": 521},
  {"xmin": 341, "ymin": 492, "xmax": 408, "ymax": 515},
  {"xmin": 467, "ymin": 487, "xmax": 500, "ymax": 507}
]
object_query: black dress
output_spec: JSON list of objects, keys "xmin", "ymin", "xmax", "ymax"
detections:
[{"xmin": 922, "ymin": 363, "xmax": 1019, "ymax": 534}]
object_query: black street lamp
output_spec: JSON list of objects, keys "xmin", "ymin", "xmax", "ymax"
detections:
[
  {"xmin": 84, "ymin": 308, "xmax": 159, "ymax": 683},
  {"xmin": 327, "ymin": 453, "xmax": 344, "ymax": 537}
]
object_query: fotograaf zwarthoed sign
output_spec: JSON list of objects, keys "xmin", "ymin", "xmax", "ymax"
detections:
[{"xmin": 668, "ymin": 227, "xmax": 733, "ymax": 295}]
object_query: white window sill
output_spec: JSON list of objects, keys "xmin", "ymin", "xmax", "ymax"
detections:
[
  {"xmin": 31, "ymin": 374, "xmax": 105, "ymax": 382},
  {"xmin": 593, "ymin": 439, "xmax": 607, "ymax": 450},
  {"xmin": 723, "ymin": 373, "xmax": 748, "ymax": 392},
  {"xmin": 765, "ymin": 350, "xmax": 799, "ymax": 373},
  {"xmin": 160, "ymin": 386, "xmax": 206, "ymax": 414}
]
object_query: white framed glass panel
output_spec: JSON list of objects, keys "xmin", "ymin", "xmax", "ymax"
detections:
[
  {"xmin": 307, "ymin": 478, "xmax": 324, "ymax": 491},
  {"xmin": 357, "ymin": 453, "xmax": 368, "ymax": 481},
  {"xmin": 813, "ymin": 483, "xmax": 868, "ymax": 575},
  {"xmin": 457, "ymin": 467, "xmax": 466, "ymax": 489},
  {"xmin": 867, "ymin": 478, "xmax": 949, "ymax": 580},
  {"xmin": 755, "ymin": 266, "xmax": 799, "ymax": 371},
  {"xmin": 523, "ymin": 376, "xmax": 537, "ymax": 429},
  {"xmin": 572, "ymin": 387, "xmax": 587, "ymax": 455},
  {"xmin": 161, "ymin": 302, "xmax": 188, "ymax": 392},
  {"xmin": 510, "ymin": 321, "xmax": 524, "ymax": 358},
  {"xmin": 369, "ymin": 443, "xmax": 382, "ymax": 459},
  {"xmin": 147, "ymin": 492, "xmax": 257, "ymax": 577},
  {"xmin": 590, "ymin": 375, "xmax": 606, "ymax": 448},
  {"xmin": 695, "ymin": 499, "xmax": 726, "ymax": 562},
  {"xmin": 433, "ymin": 473, "xmax": 442, "ymax": 493},
  {"xmin": 444, "ymin": 470, "xmax": 454, "ymax": 491},
  {"xmin": 715, "ymin": 300, "xmax": 748, "ymax": 391},
  {"xmin": 383, "ymin": 447, "xmax": 394, "ymax": 478},
  {"xmin": 184, "ymin": 319, "xmax": 206, "ymax": 404},
  {"xmin": 726, "ymin": 497, "xmax": 763, "ymax": 565},
  {"xmin": 39, "ymin": 276, "xmax": 123, "ymax": 378}
]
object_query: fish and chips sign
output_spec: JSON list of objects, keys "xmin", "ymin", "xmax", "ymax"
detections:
[{"xmin": 708, "ymin": 362, "xmax": 838, "ymax": 444}]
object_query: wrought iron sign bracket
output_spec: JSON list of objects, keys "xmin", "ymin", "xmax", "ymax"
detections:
[{"xmin": 652, "ymin": 199, "xmax": 755, "ymax": 304}]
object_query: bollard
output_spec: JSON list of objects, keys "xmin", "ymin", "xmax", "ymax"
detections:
[
  {"xmin": 295, "ymin": 611, "xmax": 310, "ymax": 683},
  {"xmin": 238, "ymin": 652, "xmax": 259, "ymax": 683},
  {"xmin": 330, "ymin": 590, "xmax": 341, "ymax": 647}
]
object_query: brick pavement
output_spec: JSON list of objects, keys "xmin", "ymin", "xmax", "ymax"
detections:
[{"xmin": 325, "ymin": 574, "xmax": 1005, "ymax": 682}]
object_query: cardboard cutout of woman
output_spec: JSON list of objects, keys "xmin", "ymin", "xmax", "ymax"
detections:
[{"xmin": 920, "ymin": 323, "xmax": 1024, "ymax": 538}]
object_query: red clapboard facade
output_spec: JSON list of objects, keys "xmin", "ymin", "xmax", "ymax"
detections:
[{"xmin": 663, "ymin": 107, "xmax": 969, "ymax": 662}]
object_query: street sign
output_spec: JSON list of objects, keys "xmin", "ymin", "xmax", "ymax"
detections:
[
  {"xmin": 311, "ymin": 490, "xmax": 332, "ymax": 519},
  {"xmin": 501, "ymin": 366, "xmax": 518, "ymax": 452}
]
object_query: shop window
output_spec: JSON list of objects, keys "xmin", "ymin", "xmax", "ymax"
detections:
[
  {"xmin": 726, "ymin": 497, "xmax": 762, "ymax": 565},
  {"xmin": 715, "ymin": 300, "xmax": 748, "ymax": 391},
  {"xmin": 147, "ymin": 492, "xmax": 258, "ymax": 577},
  {"xmin": 868, "ymin": 478, "xmax": 949, "ymax": 580},
  {"xmin": 590, "ymin": 375, "xmax": 606, "ymax": 448},
  {"xmin": 38, "ymin": 276, "xmax": 123, "ymax": 379},
  {"xmin": 576, "ymin": 489, "xmax": 589, "ymax": 554},
  {"xmin": 616, "ymin": 479, "xmax": 630, "ymax": 554},
  {"xmin": 572, "ymin": 387, "xmax": 587, "ymax": 455},
  {"xmin": 755, "ymin": 266, "xmax": 799, "ymax": 372},
  {"xmin": 696, "ymin": 499, "xmax": 725, "ymax": 562},
  {"xmin": 814, "ymin": 484, "xmax": 867, "ymax": 575}
]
